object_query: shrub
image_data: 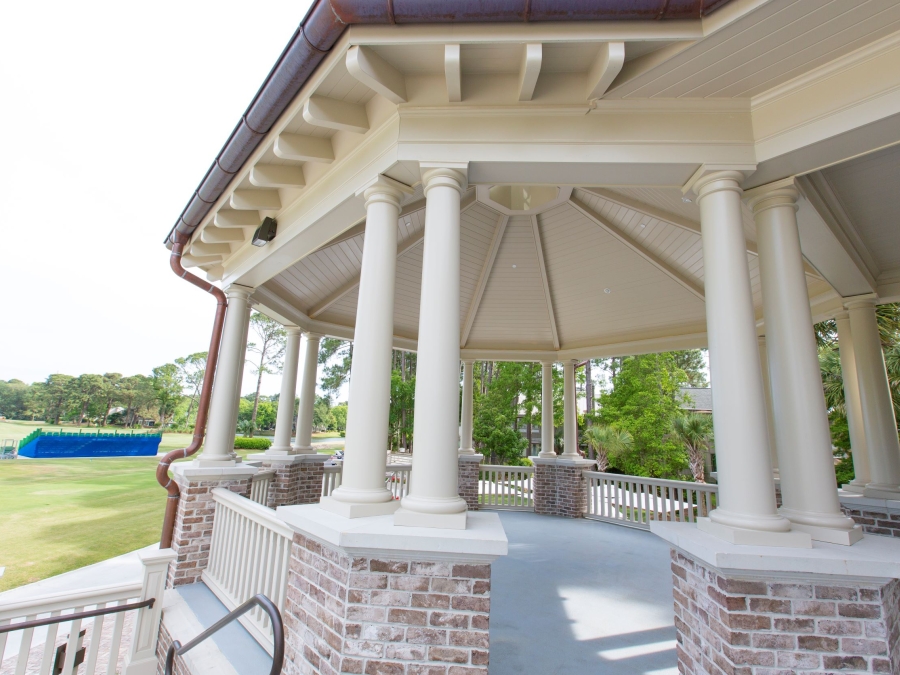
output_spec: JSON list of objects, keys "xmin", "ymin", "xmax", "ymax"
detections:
[{"xmin": 233, "ymin": 437, "xmax": 271, "ymax": 450}]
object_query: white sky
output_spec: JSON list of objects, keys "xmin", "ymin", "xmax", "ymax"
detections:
[{"xmin": 0, "ymin": 0, "xmax": 313, "ymax": 397}]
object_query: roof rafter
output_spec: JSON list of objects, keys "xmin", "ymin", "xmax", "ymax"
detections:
[
  {"xmin": 461, "ymin": 213, "xmax": 509, "ymax": 347},
  {"xmin": 518, "ymin": 43, "xmax": 542, "ymax": 101},
  {"xmin": 568, "ymin": 196, "xmax": 705, "ymax": 301},
  {"xmin": 531, "ymin": 215, "xmax": 560, "ymax": 350}
]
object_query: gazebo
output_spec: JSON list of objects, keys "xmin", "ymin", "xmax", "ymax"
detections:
[{"xmin": 154, "ymin": 2, "xmax": 900, "ymax": 673}]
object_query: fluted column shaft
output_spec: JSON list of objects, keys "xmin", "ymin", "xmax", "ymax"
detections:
[
  {"xmin": 459, "ymin": 360, "xmax": 475, "ymax": 455},
  {"xmin": 396, "ymin": 166, "xmax": 469, "ymax": 530},
  {"xmin": 292, "ymin": 334, "xmax": 321, "ymax": 454},
  {"xmin": 324, "ymin": 176, "xmax": 412, "ymax": 518},
  {"xmin": 749, "ymin": 182, "xmax": 858, "ymax": 544},
  {"xmin": 539, "ymin": 362, "xmax": 556, "ymax": 458},
  {"xmin": 202, "ymin": 285, "xmax": 253, "ymax": 464},
  {"xmin": 692, "ymin": 171, "xmax": 796, "ymax": 544},
  {"xmin": 271, "ymin": 327, "xmax": 303, "ymax": 454},
  {"xmin": 847, "ymin": 299, "xmax": 900, "ymax": 498},
  {"xmin": 834, "ymin": 311, "xmax": 872, "ymax": 492}
]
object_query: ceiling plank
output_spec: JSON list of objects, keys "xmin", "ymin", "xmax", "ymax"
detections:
[
  {"xmin": 568, "ymin": 197, "xmax": 705, "ymax": 301},
  {"xmin": 531, "ymin": 215, "xmax": 560, "ymax": 350},
  {"xmin": 346, "ymin": 45, "xmax": 407, "ymax": 104},
  {"xmin": 518, "ymin": 43, "xmax": 543, "ymax": 102},
  {"xmin": 250, "ymin": 164, "xmax": 306, "ymax": 189},
  {"xmin": 461, "ymin": 214, "xmax": 509, "ymax": 347},
  {"xmin": 586, "ymin": 42, "xmax": 625, "ymax": 100},
  {"xmin": 303, "ymin": 95, "xmax": 369, "ymax": 134},
  {"xmin": 274, "ymin": 133, "xmax": 335, "ymax": 163},
  {"xmin": 445, "ymin": 44, "xmax": 462, "ymax": 102}
]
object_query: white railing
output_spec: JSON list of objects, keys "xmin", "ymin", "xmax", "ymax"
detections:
[
  {"xmin": 479, "ymin": 465, "xmax": 535, "ymax": 511},
  {"xmin": 0, "ymin": 549, "xmax": 172, "ymax": 675},
  {"xmin": 249, "ymin": 469, "xmax": 275, "ymax": 506},
  {"xmin": 203, "ymin": 488, "xmax": 293, "ymax": 654},
  {"xmin": 385, "ymin": 464, "xmax": 411, "ymax": 500},
  {"xmin": 584, "ymin": 472, "xmax": 718, "ymax": 530},
  {"xmin": 322, "ymin": 463, "xmax": 342, "ymax": 497}
]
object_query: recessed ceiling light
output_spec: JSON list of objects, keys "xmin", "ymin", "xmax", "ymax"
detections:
[
  {"xmin": 640, "ymin": 222, "xmax": 647, "ymax": 228},
  {"xmin": 512, "ymin": 264, "xmax": 517, "ymax": 269},
  {"xmin": 604, "ymin": 288, "xmax": 611, "ymax": 294},
  {"xmin": 682, "ymin": 196, "xmax": 693, "ymax": 203}
]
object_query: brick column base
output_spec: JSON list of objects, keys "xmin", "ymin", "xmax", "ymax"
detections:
[
  {"xmin": 458, "ymin": 454, "xmax": 483, "ymax": 511},
  {"xmin": 532, "ymin": 457, "xmax": 595, "ymax": 518},
  {"xmin": 167, "ymin": 464, "xmax": 256, "ymax": 588},
  {"xmin": 840, "ymin": 495, "xmax": 900, "ymax": 539},
  {"xmin": 669, "ymin": 547, "xmax": 900, "ymax": 674},
  {"xmin": 251, "ymin": 453, "xmax": 331, "ymax": 508},
  {"xmin": 276, "ymin": 504, "xmax": 507, "ymax": 675}
]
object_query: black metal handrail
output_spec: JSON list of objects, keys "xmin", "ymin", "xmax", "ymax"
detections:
[
  {"xmin": 165, "ymin": 594, "xmax": 284, "ymax": 675},
  {"xmin": 0, "ymin": 599, "xmax": 155, "ymax": 633}
]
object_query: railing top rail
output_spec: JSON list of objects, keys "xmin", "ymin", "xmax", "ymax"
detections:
[
  {"xmin": 252, "ymin": 469, "xmax": 277, "ymax": 481},
  {"xmin": 211, "ymin": 487, "xmax": 294, "ymax": 538},
  {"xmin": 385, "ymin": 464, "xmax": 411, "ymax": 471},
  {"xmin": 583, "ymin": 471, "xmax": 718, "ymax": 491},
  {"xmin": 322, "ymin": 464, "xmax": 342, "ymax": 473},
  {"xmin": 0, "ymin": 581, "xmax": 144, "ymax": 619},
  {"xmin": 0, "ymin": 598, "xmax": 153, "ymax": 633},
  {"xmin": 166, "ymin": 594, "xmax": 283, "ymax": 675},
  {"xmin": 480, "ymin": 464, "xmax": 535, "ymax": 473}
]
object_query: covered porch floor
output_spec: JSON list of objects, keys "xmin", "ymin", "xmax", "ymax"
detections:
[{"xmin": 491, "ymin": 511, "xmax": 677, "ymax": 675}]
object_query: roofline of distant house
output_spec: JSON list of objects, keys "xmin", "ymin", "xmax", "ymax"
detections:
[{"xmin": 164, "ymin": 0, "xmax": 734, "ymax": 247}]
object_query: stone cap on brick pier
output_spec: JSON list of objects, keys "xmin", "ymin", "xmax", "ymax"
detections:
[
  {"xmin": 276, "ymin": 504, "xmax": 508, "ymax": 563},
  {"xmin": 652, "ymin": 521, "xmax": 900, "ymax": 581}
]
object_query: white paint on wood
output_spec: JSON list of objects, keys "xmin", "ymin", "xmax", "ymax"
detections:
[
  {"xmin": 215, "ymin": 210, "xmax": 261, "ymax": 228},
  {"xmin": 249, "ymin": 164, "xmax": 306, "ymax": 189},
  {"xmin": 230, "ymin": 189, "xmax": 281, "ymax": 211},
  {"xmin": 346, "ymin": 45, "xmax": 407, "ymax": 103},
  {"xmin": 273, "ymin": 133, "xmax": 335, "ymax": 163},
  {"xmin": 303, "ymin": 95, "xmax": 370, "ymax": 134},
  {"xmin": 200, "ymin": 227, "xmax": 245, "ymax": 244},
  {"xmin": 518, "ymin": 43, "xmax": 543, "ymax": 101},
  {"xmin": 532, "ymin": 215, "xmax": 559, "ymax": 350},
  {"xmin": 445, "ymin": 44, "xmax": 462, "ymax": 102},
  {"xmin": 461, "ymin": 213, "xmax": 508, "ymax": 347},
  {"xmin": 586, "ymin": 41, "xmax": 625, "ymax": 100}
]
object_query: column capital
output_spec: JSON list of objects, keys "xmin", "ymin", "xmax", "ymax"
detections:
[
  {"xmin": 682, "ymin": 164, "xmax": 755, "ymax": 202},
  {"xmin": 420, "ymin": 162, "xmax": 468, "ymax": 196},
  {"xmin": 284, "ymin": 325, "xmax": 304, "ymax": 336},
  {"xmin": 843, "ymin": 295, "xmax": 878, "ymax": 311},
  {"xmin": 541, "ymin": 360, "xmax": 556, "ymax": 366},
  {"xmin": 834, "ymin": 309, "xmax": 850, "ymax": 321},
  {"xmin": 743, "ymin": 177, "xmax": 800, "ymax": 215},
  {"xmin": 303, "ymin": 331, "xmax": 324, "ymax": 340},
  {"xmin": 357, "ymin": 175, "xmax": 414, "ymax": 209},
  {"xmin": 461, "ymin": 358, "xmax": 476, "ymax": 365},
  {"xmin": 223, "ymin": 283, "xmax": 254, "ymax": 301}
]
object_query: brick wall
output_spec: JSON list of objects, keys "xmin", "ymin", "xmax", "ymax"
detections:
[
  {"xmin": 167, "ymin": 473, "xmax": 251, "ymax": 588},
  {"xmin": 457, "ymin": 458, "xmax": 480, "ymax": 512},
  {"xmin": 533, "ymin": 461, "xmax": 590, "ymax": 518},
  {"xmin": 670, "ymin": 548, "xmax": 900, "ymax": 674},
  {"xmin": 261, "ymin": 459, "xmax": 327, "ymax": 508},
  {"xmin": 840, "ymin": 505, "xmax": 900, "ymax": 539},
  {"xmin": 156, "ymin": 619, "xmax": 189, "ymax": 675},
  {"xmin": 283, "ymin": 532, "xmax": 493, "ymax": 675}
]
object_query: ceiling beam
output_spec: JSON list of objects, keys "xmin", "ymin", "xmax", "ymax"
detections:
[
  {"xmin": 531, "ymin": 215, "xmax": 559, "ymax": 350},
  {"xmin": 445, "ymin": 44, "xmax": 462, "ymax": 102},
  {"xmin": 273, "ymin": 133, "xmax": 335, "ymax": 163},
  {"xmin": 250, "ymin": 164, "xmax": 306, "ymax": 189},
  {"xmin": 461, "ymin": 213, "xmax": 509, "ymax": 347},
  {"xmin": 303, "ymin": 95, "xmax": 369, "ymax": 134},
  {"xmin": 230, "ymin": 189, "xmax": 281, "ymax": 211},
  {"xmin": 518, "ymin": 43, "xmax": 542, "ymax": 102},
  {"xmin": 346, "ymin": 45, "xmax": 407, "ymax": 104},
  {"xmin": 586, "ymin": 42, "xmax": 625, "ymax": 100},
  {"xmin": 569, "ymin": 196, "xmax": 705, "ymax": 301}
]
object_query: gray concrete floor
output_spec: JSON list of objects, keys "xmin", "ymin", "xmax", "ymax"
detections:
[{"xmin": 490, "ymin": 511, "xmax": 678, "ymax": 675}]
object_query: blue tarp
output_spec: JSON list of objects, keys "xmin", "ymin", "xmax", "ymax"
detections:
[{"xmin": 18, "ymin": 434, "xmax": 161, "ymax": 458}]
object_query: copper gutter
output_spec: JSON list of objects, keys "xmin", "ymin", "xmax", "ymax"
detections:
[{"xmin": 157, "ymin": 238, "xmax": 228, "ymax": 548}]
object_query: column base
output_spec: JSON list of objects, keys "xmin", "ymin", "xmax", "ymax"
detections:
[
  {"xmin": 191, "ymin": 456, "xmax": 242, "ymax": 468},
  {"xmin": 788, "ymin": 521, "xmax": 864, "ymax": 545},
  {"xmin": 697, "ymin": 517, "xmax": 812, "ymax": 548},
  {"xmin": 842, "ymin": 481, "xmax": 867, "ymax": 494},
  {"xmin": 864, "ymin": 484, "xmax": 900, "ymax": 500},
  {"xmin": 289, "ymin": 445, "xmax": 318, "ymax": 455},
  {"xmin": 394, "ymin": 507, "xmax": 467, "ymax": 530},
  {"xmin": 319, "ymin": 495, "xmax": 400, "ymax": 518}
]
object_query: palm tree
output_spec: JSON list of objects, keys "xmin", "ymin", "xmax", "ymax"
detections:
[
  {"xmin": 582, "ymin": 425, "xmax": 633, "ymax": 472},
  {"xmin": 671, "ymin": 413, "xmax": 713, "ymax": 483}
]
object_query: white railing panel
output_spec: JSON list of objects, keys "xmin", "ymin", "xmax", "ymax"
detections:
[
  {"xmin": 583, "ymin": 471, "xmax": 718, "ymax": 530},
  {"xmin": 385, "ymin": 464, "xmax": 411, "ymax": 500},
  {"xmin": 321, "ymin": 464, "xmax": 342, "ymax": 497},
  {"xmin": 478, "ymin": 465, "xmax": 535, "ymax": 511},
  {"xmin": 203, "ymin": 488, "xmax": 293, "ymax": 654},
  {"xmin": 249, "ymin": 469, "xmax": 275, "ymax": 506}
]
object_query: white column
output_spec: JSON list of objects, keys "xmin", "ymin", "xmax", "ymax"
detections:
[
  {"xmin": 847, "ymin": 298, "xmax": 900, "ymax": 498},
  {"xmin": 323, "ymin": 176, "xmax": 412, "ymax": 518},
  {"xmin": 228, "ymin": 304, "xmax": 253, "ymax": 447},
  {"xmin": 749, "ymin": 182, "xmax": 859, "ymax": 545},
  {"xmin": 200, "ymin": 284, "xmax": 253, "ymax": 465},
  {"xmin": 561, "ymin": 359, "xmax": 579, "ymax": 458},
  {"xmin": 690, "ymin": 170, "xmax": 803, "ymax": 546},
  {"xmin": 538, "ymin": 361, "xmax": 556, "ymax": 458},
  {"xmin": 459, "ymin": 360, "xmax": 476, "ymax": 455},
  {"xmin": 292, "ymin": 333, "xmax": 321, "ymax": 454},
  {"xmin": 396, "ymin": 165, "xmax": 469, "ymax": 530},
  {"xmin": 270, "ymin": 326, "xmax": 303, "ymax": 454},
  {"xmin": 835, "ymin": 311, "xmax": 872, "ymax": 493},
  {"xmin": 757, "ymin": 336, "xmax": 779, "ymax": 473}
]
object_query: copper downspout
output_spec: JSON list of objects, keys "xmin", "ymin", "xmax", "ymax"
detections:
[{"xmin": 157, "ymin": 238, "xmax": 228, "ymax": 549}]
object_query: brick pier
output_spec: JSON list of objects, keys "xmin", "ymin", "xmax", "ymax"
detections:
[
  {"xmin": 532, "ymin": 457, "xmax": 595, "ymax": 518},
  {"xmin": 457, "ymin": 454, "xmax": 483, "ymax": 512},
  {"xmin": 251, "ymin": 453, "xmax": 331, "ymax": 508}
]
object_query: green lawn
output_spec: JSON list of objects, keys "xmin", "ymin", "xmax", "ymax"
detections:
[{"xmin": 0, "ymin": 421, "xmax": 336, "ymax": 591}]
